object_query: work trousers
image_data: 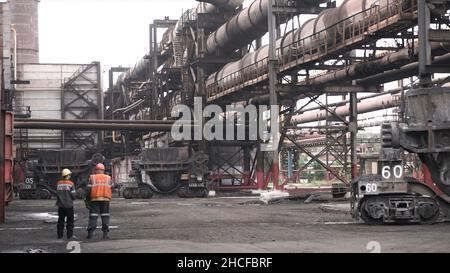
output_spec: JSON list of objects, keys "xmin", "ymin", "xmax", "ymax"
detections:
[
  {"xmin": 57, "ymin": 207, "xmax": 75, "ymax": 238},
  {"xmin": 88, "ymin": 201, "xmax": 110, "ymax": 232}
]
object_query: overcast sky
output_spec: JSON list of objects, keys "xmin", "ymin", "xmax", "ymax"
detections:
[{"xmin": 39, "ymin": 0, "xmax": 199, "ymax": 67}]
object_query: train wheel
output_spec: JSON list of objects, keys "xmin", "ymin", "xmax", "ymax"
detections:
[
  {"xmin": 139, "ymin": 186, "xmax": 153, "ymax": 199},
  {"xmin": 417, "ymin": 198, "xmax": 440, "ymax": 225},
  {"xmin": 39, "ymin": 189, "xmax": 51, "ymax": 200},
  {"xmin": 359, "ymin": 198, "xmax": 384, "ymax": 225},
  {"xmin": 198, "ymin": 188, "xmax": 208, "ymax": 198},
  {"xmin": 123, "ymin": 188, "xmax": 133, "ymax": 199},
  {"xmin": 177, "ymin": 186, "xmax": 188, "ymax": 198}
]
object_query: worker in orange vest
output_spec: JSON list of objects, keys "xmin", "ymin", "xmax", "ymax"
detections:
[{"xmin": 85, "ymin": 163, "xmax": 112, "ymax": 239}]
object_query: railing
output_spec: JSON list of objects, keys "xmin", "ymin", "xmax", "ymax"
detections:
[{"xmin": 206, "ymin": 0, "xmax": 418, "ymax": 100}]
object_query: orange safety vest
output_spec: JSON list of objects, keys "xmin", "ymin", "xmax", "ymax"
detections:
[{"xmin": 89, "ymin": 174, "xmax": 112, "ymax": 201}]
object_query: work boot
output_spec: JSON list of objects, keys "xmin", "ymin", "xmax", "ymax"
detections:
[
  {"xmin": 57, "ymin": 227, "xmax": 64, "ymax": 239},
  {"xmin": 86, "ymin": 231, "xmax": 94, "ymax": 239},
  {"xmin": 102, "ymin": 231, "xmax": 109, "ymax": 240}
]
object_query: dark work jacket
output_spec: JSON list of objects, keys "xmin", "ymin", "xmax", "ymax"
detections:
[{"xmin": 55, "ymin": 180, "xmax": 76, "ymax": 208}]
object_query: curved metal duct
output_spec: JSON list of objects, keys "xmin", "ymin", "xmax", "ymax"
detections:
[
  {"xmin": 207, "ymin": 0, "xmax": 407, "ymax": 90},
  {"xmin": 206, "ymin": 0, "xmax": 270, "ymax": 54},
  {"xmin": 122, "ymin": 58, "xmax": 149, "ymax": 83},
  {"xmin": 205, "ymin": 0, "xmax": 325, "ymax": 55},
  {"xmin": 199, "ymin": 0, "xmax": 244, "ymax": 10},
  {"xmin": 207, "ymin": 38, "xmax": 282, "ymax": 88}
]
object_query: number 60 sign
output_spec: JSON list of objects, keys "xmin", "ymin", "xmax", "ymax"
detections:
[{"xmin": 381, "ymin": 165, "xmax": 404, "ymax": 180}]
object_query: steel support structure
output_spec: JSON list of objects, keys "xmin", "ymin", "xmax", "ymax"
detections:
[
  {"xmin": 281, "ymin": 94, "xmax": 352, "ymax": 185},
  {"xmin": 204, "ymin": 0, "xmax": 428, "ymax": 190},
  {"xmin": 106, "ymin": 66, "xmax": 129, "ymax": 119},
  {"xmin": 0, "ymin": 58, "xmax": 13, "ymax": 224},
  {"xmin": 61, "ymin": 62, "xmax": 102, "ymax": 152},
  {"xmin": 418, "ymin": 0, "xmax": 432, "ymax": 86},
  {"xmin": 181, "ymin": 7, "xmax": 258, "ymax": 191},
  {"xmin": 0, "ymin": 50, "xmax": 5, "ymax": 224},
  {"xmin": 106, "ymin": 0, "xmax": 450, "ymax": 195},
  {"xmin": 1, "ymin": 1, "xmax": 13, "ymax": 222},
  {"xmin": 267, "ymin": 0, "xmax": 280, "ymax": 190},
  {"xmin": 149, "ymin": 19, "xmax": 179, "ymax": 120}
]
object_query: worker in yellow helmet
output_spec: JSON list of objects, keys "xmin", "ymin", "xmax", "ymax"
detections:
[{"xmin": 55, "ymin": 168, "xmax": 76, "ymax": 239}]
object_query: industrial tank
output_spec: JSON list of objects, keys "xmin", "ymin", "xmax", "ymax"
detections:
[{"xmin": 10, "ymin": 0, "xmax": 39, "ymax": 64}]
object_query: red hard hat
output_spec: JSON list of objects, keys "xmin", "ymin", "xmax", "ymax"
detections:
[{"xmin": 96, "ymin": 163, "xmax": 105, "ymax": 170}]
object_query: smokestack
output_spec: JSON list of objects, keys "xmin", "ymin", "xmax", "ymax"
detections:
[{"xmin": 10, "ymin": 0, "xmax": 39, "ymax": 64}]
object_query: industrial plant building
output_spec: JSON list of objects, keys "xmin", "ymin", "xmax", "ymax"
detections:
[{"xmin": 1, "ymin": 0, "xmax": 450, "ymax": 254}]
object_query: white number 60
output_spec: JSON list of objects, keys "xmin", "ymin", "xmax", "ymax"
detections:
[{"xmin": 382, "ymin": 165, "xmax": 403, "ymax": 179}]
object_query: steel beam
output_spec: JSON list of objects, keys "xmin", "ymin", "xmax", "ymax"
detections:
[
  {"xmin": 418, "ymin": 0, "xmax": 432, "ymax": 85},
  {"xmin": 0, "ymin": 11, "xmax": 5, "ymax": 222},
  {"xmin": 349, "ymin": 93, "xmax": 358, "ymax": 180},
  {"xmin": 0, "ymin": 108, "xmax": 5, "ymax": 224},
  {"xmin": 268, "ymin": 0, "xmax": 280, "ymax": 190}
]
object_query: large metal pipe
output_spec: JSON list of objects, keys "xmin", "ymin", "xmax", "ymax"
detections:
[
  {"xmin": 196, "ymin": 0, "xmax": 243, "ymax": 10},
  {"xmin": 302, "ymin": 42, "xmax": 450, "ymax": 87},
  {"xmin": 357, "ymin": 51, "xmax": 450, "ymax": 86},
  {"xmin": 14, "ymin": 118, "xmax": 178, "ymax": 125},
  {"xmin": 206, "ymin": 0, "xmax": 271, "ymax": 54},
  {"xmin": 291, "ymin": 95, "xmax": 401, "ymax": 125},
  {"xmin": 206, "ymin": 0, "xmax": 409, "ymax": 90},
  {"xmin": 205, "ymin": 0, "xmax": 326, "ymax": 55},
  {"xmin": 14, "ymin": 121, "xmax": 177, "ymax": 132}
]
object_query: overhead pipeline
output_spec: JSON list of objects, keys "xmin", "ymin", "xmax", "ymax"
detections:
[
  {"xmin": 205, "ymin": 0, "xmax": 323, "ymax": 55},
  {"xmin": 206, "ymin": 0, "xmax": 411, "ymax": 90}
]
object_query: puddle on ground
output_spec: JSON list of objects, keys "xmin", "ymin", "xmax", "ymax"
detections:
[
  {"xmin": 74, "ymin": 225, "xmax": 119, "ymax": 229},
  {"xmin": 319, "ymin": 203, "xmax": 351, "ymax": 213},
  {"xmin": 324, "ymin": 222, "xmax": 360, "ymax": 225},
  {"xmin": 131, "ymin": 202, "xmax": 150, "ymax": 205},
  {"xmin": 23, "ymin": 213, "xmax": 58, "ymax": 220},
  {"xmin": 176, "ymin": 203, "xmax": 195, "ymax": 206},
  {"xmin": 202, "ymin": 203, "xmax": 233, "ymax": 207},
  {"xmin": 6, "ymin": 212, "xmax": 78, "ymax": 223},
  {"xmin": 0, "ymin": 226, "xmax": 119, "ymax": 232}
]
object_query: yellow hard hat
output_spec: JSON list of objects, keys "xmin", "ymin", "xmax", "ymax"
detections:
[{"xmin": 62, "ymin": 169, "xmax": 72, "ymax": 177}]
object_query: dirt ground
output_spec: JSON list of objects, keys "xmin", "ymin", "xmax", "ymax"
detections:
[{"xmin": 1, "ymin": 195, "xmax": 450, "ymax": 253}]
